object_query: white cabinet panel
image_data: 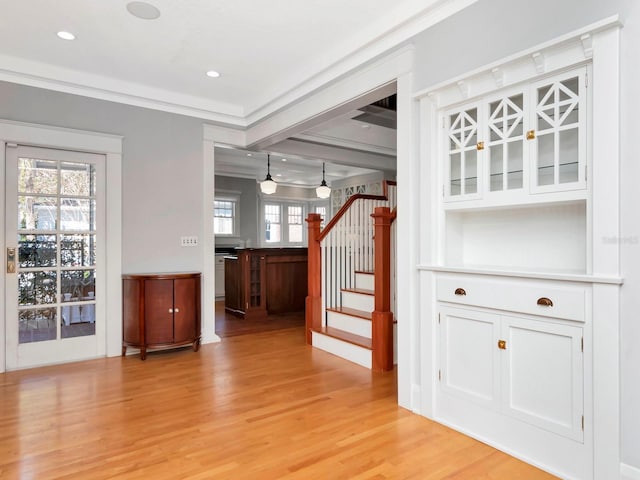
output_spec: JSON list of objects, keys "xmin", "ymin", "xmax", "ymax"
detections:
[
  {"xmin": 436, "ymin": 274, "xmax": 586, "ymax": 322},
  {"xmin": 440, "ymin": 307, "xmax": 500, "ymax": 408},
  {"xmin": 502, "ymin": 315, "xmax": 583, "ymax": 441},
  {"xmin": 438, "ymin": 304, "xmax": 584, "ymax": 442}
]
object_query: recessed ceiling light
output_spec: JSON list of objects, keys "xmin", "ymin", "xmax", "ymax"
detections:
[
  {"xmin": 281, "ymin": 158, "xmax": 287, "ymax": 162},
  {"xmin": 246, "ymin": 153, "xmax": 252, "ymax": 157},
  {"xmin": 276, "ymin": 174, "xmax": 283, "ymax": 177},
  {"xmin": 206, "ymin": 70, "xmax": 220, "ymax": 78},
  {"xmin": 126, "ymin": 1, "xmax": 161, "ymax": 20},
  {"xmin": 57, "ymin": 31, "xmax": 75, "ymax": 40}
]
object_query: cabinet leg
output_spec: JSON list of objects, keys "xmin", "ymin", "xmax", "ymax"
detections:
[
  {"xmin": 193, "ymin": 339, "xmax": 201, "ymax": 352},
  {"xmin": 122, "ymin": 345, "xmax": 127, "ymax": 357},
  {"xmin": 140, "ymin": 348, "xmax": 147, "ymax": 360}
]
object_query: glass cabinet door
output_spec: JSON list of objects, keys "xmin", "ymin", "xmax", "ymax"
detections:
[
  {"xmin": 486, "ymin": 91, "xmax": 526, "ymax": 193},
  {"xmin": 530, "ymin": 69, "xmax": 586, "ymax": 192},
  {"xmin": 446, "ymin": 105, "xmax": 481, "ymax": 199}
]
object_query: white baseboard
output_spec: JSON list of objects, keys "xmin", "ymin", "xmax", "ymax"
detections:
[{"xmin": 621, "ymin": 463, "xmax": 640, "ymax": 480}]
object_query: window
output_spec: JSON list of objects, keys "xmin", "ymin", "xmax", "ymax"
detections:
[
  {"xmin": 214, "ymin": 199, "xmax": 236, "ymax": 235},
  {"xmin": 315, "ymin": 206, "xmax": 327, "ymax": 228},
  {"xmin": 288, "ymin": 205, "xmax": 303, "ymax": 242},
  {"xmin": 265, "ymin": 204, "xmax": 281, "ymax": 243},
  {"xmin": 263, "ymin": 202, "xmax": 305, "ymax": 245}
]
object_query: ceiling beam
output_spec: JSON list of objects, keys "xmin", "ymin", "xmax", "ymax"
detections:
[{"xmin": 269, "ymin": 138, "xmax": 396, "ymax": 171}]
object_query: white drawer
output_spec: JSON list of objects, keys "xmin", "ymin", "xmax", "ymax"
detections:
[
  {"xmin": 215, "ymin": 255, "xmax": 225, "ymax": 265},
  {"xmin": 436, "ymin": 274, "xmax": 586, "ymax": 322}
]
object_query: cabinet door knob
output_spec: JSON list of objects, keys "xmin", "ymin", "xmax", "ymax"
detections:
[
  {"xmin": 168, "ymin": 308, "xmax": 173, "ymax": 313},
  {"xmin": 454, "ymin": 288, "xmax": 466, "ymax": 296},
  {"xmin": 498, "ymin": 339, "xmax": 507, "ymax": 350},
  {"xmin": 526, "ymin": 129, "xmax": 536, "ymax": 140},
  {"xmin": 174, "ymin": 308, "xmax": 180, "ymax": 313},
  {"xmin": 537, "ymin": 297, "xmax": 553, "ymax": 307}
]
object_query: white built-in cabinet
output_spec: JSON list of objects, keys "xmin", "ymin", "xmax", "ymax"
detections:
[
  {"xmin": 444, "ymin": 67, "xmax": 588, "ymax": 208},
  {"xmin": 416, "ymin": 21, "xmax": 622, "ymax": 480},
  {"xmin": 438, "ymin": 283, "xmax": 585, "ymax": 443}
]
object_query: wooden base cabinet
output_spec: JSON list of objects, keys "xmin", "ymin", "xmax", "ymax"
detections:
[{"xmin": 122, "ymin": 272, "xmax": 201, "ymax": 360}]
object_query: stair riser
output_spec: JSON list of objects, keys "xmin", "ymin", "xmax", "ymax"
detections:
[
  {"xmin": 326, "ymin": 311, "xmax": 371, "ymax": 338},
  {"xmin": 311, "ymin": 331, "xmax": 372, "ymax": 369},
  {"xmin": 342, "ymin": 291, "xmax": 374, "ymax": 312},
  {"xmin": 355, "ymin": 272, "xmax": 374, "ymax": 290}
]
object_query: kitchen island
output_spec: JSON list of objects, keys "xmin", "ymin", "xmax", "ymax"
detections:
[{"xmin": 224, "ymin": 248, "xmax": 307, "ymax": 319}]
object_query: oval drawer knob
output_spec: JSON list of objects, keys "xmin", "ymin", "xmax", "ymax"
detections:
[
  {"xmin": 454, "ymin": 288, "xmax": 466, "ymax": 296},
  {"xmin": 537, "ymin": 297, "xmax": 553, "ymax": 307}
]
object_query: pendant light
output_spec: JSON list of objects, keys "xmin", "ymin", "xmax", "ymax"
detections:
[
  {"xmin": 260, "ymin": 154, "xmax": 277, "ymax": 195},
  {"xmin": 316, "ymin": 162, "xmax": 331, "ymax": 199}
]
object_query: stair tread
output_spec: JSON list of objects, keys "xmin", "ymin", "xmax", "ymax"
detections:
[
  {"xmin": 354, "ymin": 270, "xmax": 374, "ymax": 275},
  {"xmin": 341, "ymin": 287, "xmax": 374, "ymax": 296},
  {"xmin": 312, "ymin": 326, "xmax": 372, "ymax": 350},
  {"xmin": 326, "ymin": 306, "xmax": 372, "ymax": 320}
]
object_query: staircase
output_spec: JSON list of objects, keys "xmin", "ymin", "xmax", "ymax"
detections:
[{"xmin": 305, "ymin": 181, "xmax": 396, "ymax": 371}]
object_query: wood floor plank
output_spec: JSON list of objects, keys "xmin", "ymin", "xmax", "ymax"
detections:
[{"xmin": 0, "ymin": 326, "xmax": 557, "ymax": 479}]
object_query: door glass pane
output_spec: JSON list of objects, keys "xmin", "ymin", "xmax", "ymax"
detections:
[
  {"xmin": 559, "ymin": 128, "xmax": 579, "ymax": 184},
  {"xmin": 60, "ymin": 199, "xmax": 95, "ymax": 231},
  {"xmin": 489, "ymin": 145, "xmax": 503, "ymax": 192},
  {"xmin": 18, "ymin": 158, "xmax": 57, "ymax": 194},
  {"xmin": 450, "ymin": 152, "xmax": 461, "ymax": 196},
  {"xmin": 61, "ymin": 234, "xmax": 96, "ymax": 267},
  {"xmin": 61, "ymin": 269, "xmax": 96, "ymax": 301},
  {"xmin": 19, "ymin": 271, "xmax": 57, "ymax": 306},
  {"xmin": 61, "ymin": 162, "xmax": 95, "ymax": 196},
  {"xmin": 19, "ymin": 308, "xmax": 57, "ymax": 344},
  {"xmin": 18, "ymin": 196, "xmax": 57, "ymax": 230},
  {"xmin": 465, "ymin": 150, "xmax": 477, "ymax": 194},
  {"xmin": 18, "ymin": 234, "xmax": 57, "ymax": 268},
  {"xmin": 507, "ymin": 140, "xmax": 524, "ymax": 190},
  {"xmin": 537, "ymin": 133, "xmax": 555, "ymax": 186}
]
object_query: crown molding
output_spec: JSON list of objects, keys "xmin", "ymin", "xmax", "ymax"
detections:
[{"xmin": 0, "ymin": 53, "xmax": 246, "ymax": 126}]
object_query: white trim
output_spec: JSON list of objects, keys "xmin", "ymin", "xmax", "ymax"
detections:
[
  {"xmin": 413, "ymin": 15, "xmax": 622, "ymax": 106},
  {"xmin": 201, "ymin": 137, "xmax": 221, "ymax": 345},
  {"xmin": 622, "ymin": 463, "xmax": 640, "ymax": 480},
  {"xmin": 417, "ymin": 265, "xmax": 623, "ymax": 285},
  {"xmin": 0, "ymin": 141, "xmax": 5, "ymax": 372},
  {"xmin": 0, "ymin": 119, "xmax": 123, "ymax": 371},
  {"xmin": 244, "ymin": 0, "xmax": 477, "ymax": 121}
]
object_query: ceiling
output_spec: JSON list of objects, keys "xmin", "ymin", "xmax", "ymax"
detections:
[
  {"xmin": 0, "ymin": 0, "xmax": 458, "ymax": 124},
  {"xmin": 0, "ymin": 0, "xmax": 468, "ymax": 186}
]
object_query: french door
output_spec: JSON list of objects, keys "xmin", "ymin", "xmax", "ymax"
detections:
[{"xmin": 4, "ymin": 144, "xmax": 106, "ymax": 369}]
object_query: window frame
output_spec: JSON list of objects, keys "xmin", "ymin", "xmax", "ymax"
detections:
[
  {"xmin": 213, "ymin": 193, "xmax": 240, "ymax": 237},
  {"xmin": 260, "ymin": 200, "xmax": 307, "ymax": 247}
]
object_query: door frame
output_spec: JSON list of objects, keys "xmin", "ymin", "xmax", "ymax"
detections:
[{"xmin": 1, "ymin": 119, "xmax": 122, "ymax": 372}]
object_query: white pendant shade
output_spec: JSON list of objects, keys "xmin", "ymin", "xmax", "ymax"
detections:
[
  {"xmin": 260, "ymin": 178, "xmax": 277, "ymax": 194},
  {"xmin": 316, "ymin": 184, "xmax": 331, "ymax": 199}
]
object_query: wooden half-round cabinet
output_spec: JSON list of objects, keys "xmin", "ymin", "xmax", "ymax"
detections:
[{"xmin": 122, "ymin": 272, "xmax": 201, "ymax": 360}]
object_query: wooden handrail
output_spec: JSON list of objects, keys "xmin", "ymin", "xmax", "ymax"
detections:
[{"xmin": 318, "ymin": 180, "xmax": 396, "ymax": 242}]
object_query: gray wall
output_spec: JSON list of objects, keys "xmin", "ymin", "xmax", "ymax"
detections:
[
  {"xmin": 0, "ymin": 80, "xmax": 205, "ymax": 273},
  {"xmin": 412, "ymin": 0, "xmax": 640, "ymax": 469},
  {"xmin": 214, "ymin": 175, "xmax": 258, "ymax": 248}
]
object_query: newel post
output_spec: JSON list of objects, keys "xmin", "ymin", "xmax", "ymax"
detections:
[
  {"xmin": 305, "ymin": 213, "xmax": 322, "ymax": 345},
  {"xmin": 371, "ymin": 206, "xmax": 393, "ymax": 372}
]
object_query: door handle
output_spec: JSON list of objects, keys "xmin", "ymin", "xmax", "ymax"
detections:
[{"xmin": 6, "ymin": 247, "xmax": 16, "ymax": 273}]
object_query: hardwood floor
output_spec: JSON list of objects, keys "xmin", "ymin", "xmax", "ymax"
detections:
[
  {"xmin": 215, "ymin": 300, "xmax": 304, "ymax": 337},
  {"xmin": 0, "ymin": 327, "xmax": 556, "ymax": 479}
]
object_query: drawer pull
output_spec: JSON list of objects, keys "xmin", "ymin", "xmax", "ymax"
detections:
[
  {"xmin": 454, "ymin": 288, "xmax": 466, "ymax": 296},
  {"xmin": 498, "ymin": 339, "xmax": 507, "ymax": 350},
  {"xmin": 537, "ymin": 297, "xmax": 554, "ymax": 307}
]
